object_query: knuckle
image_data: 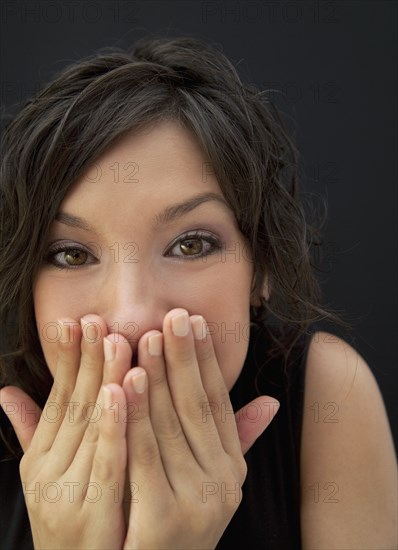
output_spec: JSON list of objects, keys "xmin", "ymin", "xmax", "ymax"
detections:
[
  {"xmin": 235, "ymin": 456, "xmax": 248, "ymax": 483},
  {"xmin": 217, "ymin": 387, "xmax": 231, "ymax": 409},
  {"xmin": 156, "ymin": 414, "xmax": 183, "ymax": 441},
  {"xmin": 80, "ymin": 350, "xmax": 101, "ymax": 370},
  {"xmin": 48, "ymin": 379, "xmax": 74, "ymax": 404},
  {"xmin": 84, "ymin": 422, "xmax": 99, "ymax": 444},
  {"xmin": 56, "ymin": 346, "xmax": 77, "ymax": 369},
  {"xmin": 176, "ymin": 390, "xmax": 208, "ymax": 423},
  {"xmin": 135, "ymin": 435, "xmax": 160, "ymax": 467},
  {"xmin": 147, "ymin": 368, "xmax": 167, "ymax": 388},
  {"xmin": 170, "ymin": 343, "xmax": 194, "ymax": 367},
  {"xmin": 197, "ymin": 344, "xmax": 214, "ymax": 364},
  {"xmin": 48, "ymin": 379, "xmax": 76, "ymax": 408},
  {"xmin": 92, "ymin": 453, "xmax": 113, "ymax": 482}
]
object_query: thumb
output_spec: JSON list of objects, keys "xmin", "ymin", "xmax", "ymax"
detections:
[
  {"xmin": 235, "ymin": 396, "xmax": 280, "ymax": 455},
  {"xmin": 0, "ymin": 386, "xmax": 42, "ymax": 452}
]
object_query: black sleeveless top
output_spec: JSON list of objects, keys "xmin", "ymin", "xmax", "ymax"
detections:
[
  {"xmin": 217, "ymin": 321, "xmax": 316, "ymax": 549},
  {"xmin": 0, "ymin": 321, "xmax": 317, "ymax": 549}
]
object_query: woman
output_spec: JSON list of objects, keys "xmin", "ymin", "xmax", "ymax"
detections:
[{"xmin": 0, "ymin": 36, "xmax": 396, "ymax": 549}]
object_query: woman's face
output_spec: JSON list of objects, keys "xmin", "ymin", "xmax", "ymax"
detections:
[{"xmin": 33, "ymin": 121, "xmax": 255, "ymax": 390}]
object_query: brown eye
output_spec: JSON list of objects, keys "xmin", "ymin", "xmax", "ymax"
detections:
[
  {"xmin": 45, "ymin": 244, "xmax": 96, "ymax": 270},
  {"xmin": 180, "ymin": 239, "xmax": 203, "ymax": 255},
  {"xmin": 64, "ymin": 249, "xmax": 88, "ymax": 265},
  {"xmin": 166, "ymin": 231, "xmax": 222, "ymax": 261}
]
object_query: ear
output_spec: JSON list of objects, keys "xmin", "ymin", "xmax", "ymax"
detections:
[
  {"xmin": 261, "ymin": 274, "xmax": 270, "ymax": 301},
  {"xmin": 250, "ymin": 274, "xmax": 270, "ymax": 306}
]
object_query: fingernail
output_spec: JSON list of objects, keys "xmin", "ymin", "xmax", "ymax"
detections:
[
  {"xmin": 103, "ymin": 337, "xmax": 115, "ymax": 361},
  {"xmin": 148, "ymin": 333, "xmax": 162, "ymax": 356},
  {"xmin": 171, "ymin": 310, "xmax": 189, "ymax": 337},
  {"xmin": 102, "ymin": 385, "xmax": 113, "ymax": 408},
  {"xmin": 191, "ymin": 316, "xmax": 207, "ymax": 341},
  {"xmin": 131, "ymin": 368, "xmax": 146, "ymax": 394},
  {"xmin": 80, "ymin": 317, "xmax": 100, "ymax": 342},
  {"xmin": 80, "ymin": 316, "xmax": 89, "ymax": 328}
]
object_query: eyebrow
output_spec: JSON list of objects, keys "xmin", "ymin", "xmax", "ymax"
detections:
[
  {"xmin": 54, "ymin": 212, "xmax": 99, "ymax": 233},
  {"xmin": 152, "ymin": 192, "xmax": 233, "ymax": 229},
  {"xmin": 54, "ymin": 192, "xmax": 233, "ymax": 233}
]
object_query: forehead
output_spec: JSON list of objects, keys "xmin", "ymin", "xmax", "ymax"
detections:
[
  {"xmin": 56, "ymin": 120, "xmax": 239, "ymax": 237},
  {"xmin": 64, "ymin": 120, "xmax": 221, "ymax": 204},
  {"xmin": 90, "ymin": 120, "xmax": 214, "ymax": 186}
]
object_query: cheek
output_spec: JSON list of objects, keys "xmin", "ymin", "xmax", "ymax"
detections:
[
  {"xmin": 33, "ymin": 273, "xmax": 92, "ymax": 320},
  {"xmin": 176, "ymin": 269, "xmax": 252, "ymax": 390},
  {"xmin": 32, "ymin": 273, "xmax": 89, "ymax": 377},
  {"xmin": 203, "ymin": 299, "xmax": 251, "ymax": 390},
  {"xmin": 212, "ymin": 333, "xmax": 250, "ymax": 391},
  {"xmin": 33, "ymin": 277, "xmax": 58, "ymax": 378}
]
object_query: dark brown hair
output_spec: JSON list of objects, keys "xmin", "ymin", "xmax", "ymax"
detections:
[{"xmin": 0, "ymin": 35, "xmax": 352, "ymax": 452}]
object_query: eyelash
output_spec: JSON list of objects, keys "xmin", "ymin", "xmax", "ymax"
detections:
[
  {"xmin": 44, "ymin": 231, "xmax": 223, "ymax": 270},
  {"xmin": 166, "ymin": 231, "xmax": 222, "ymax": 262},
  {"xmin": 44, "ymin": 244, "xmax": 97, "ymax": 270}
]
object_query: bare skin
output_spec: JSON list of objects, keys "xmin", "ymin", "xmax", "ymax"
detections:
[
  {"xmin": 1, "ymin": 121, "xmax": 279, "ymax": 548},
  {"xmin": 3, "ymin": 310, "xmax": 278, "ymax": 549}
]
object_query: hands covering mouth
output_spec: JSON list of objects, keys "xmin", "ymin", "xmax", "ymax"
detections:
[{"xmin": 1, "ymin": 308, "xmax": 280, "ymax": 549}]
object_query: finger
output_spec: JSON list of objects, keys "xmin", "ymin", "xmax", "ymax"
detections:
[
  {"xmin": 72, "ymin": 315, "xmax": 108, "ymax": 406},
  {"xmin": 137, "ymin": 330, "xmax": 193, "ymax": 477},
  {"xmin": 235, "ymin": 396, "xmax": 280, "ymax": 455},
  {"xmin": 50, "ymin": 315, "xmax": 108, "ymax": 469},
  {"xmin": 69, "ymin": 336, "xmax": 132, "ymax": 480},
  {"xmin": 102, "ymin": 332, "xmax": 133, "ymax": 387},
  {"xmin": 190, "ymin": 315, "xmax": 243, "ymax": 459},
  {"xmin": 27, "ymin": 317, "xmax": 81, "ymax": 454},
  {"xmin": 0, "ymin": 386, "xmax": 42, "ymax": 453},
  {"xmin": 162, "ymin": 308, "xmax": 223, "ymax": 467},
  {"xmin": 122, "ymin": 368, "xmax": 165, "ymax": 486},
  {"xmin": 89, "ymin": 384, "xmax": 128, "ymax": 502}
]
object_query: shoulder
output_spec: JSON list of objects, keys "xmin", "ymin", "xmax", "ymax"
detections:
[{"xmin": 300, "ymin": 331, "xmax": 397, "ymax": 549}]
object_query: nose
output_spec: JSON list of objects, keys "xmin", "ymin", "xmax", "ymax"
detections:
[{"xmin": 99, "ymin": 263, "xmax": 173, "ymax": 353}]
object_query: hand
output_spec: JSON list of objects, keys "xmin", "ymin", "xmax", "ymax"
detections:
[
  {"xmin": 1, "ymin": 315, "xmax": 133, "ymax": 549},
  {"xmin": 1, "ymin": 310, "xmax": 279, "ymax": 549},
  {"xmin": 121, "ymin": 308, "xmax": 279, "ymax": 549}
]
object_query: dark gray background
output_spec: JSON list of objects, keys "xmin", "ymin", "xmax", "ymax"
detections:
[{"xmin": 0, "ymin": 0, "xmax": 396, "ymax": 451}]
